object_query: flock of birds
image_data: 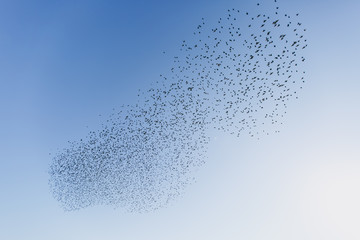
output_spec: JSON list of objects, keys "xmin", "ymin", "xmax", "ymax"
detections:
[{"xmin": 49, "ymin": 1, "xmax": 307, "ymax": 212}]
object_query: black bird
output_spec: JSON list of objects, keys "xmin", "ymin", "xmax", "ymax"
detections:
[{"xmin": 49, "ymin": 1, "xmax": 308, "ymax": 213}]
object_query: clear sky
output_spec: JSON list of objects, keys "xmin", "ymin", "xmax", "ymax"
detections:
[{"xmin": 0, "ymin": 0, "xmax": 360, "ymax": 239}]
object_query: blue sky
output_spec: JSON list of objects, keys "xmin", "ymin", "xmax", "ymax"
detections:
[{"xmin": 1, "ymin": 0, "xmax": 360, "ymax": 239}]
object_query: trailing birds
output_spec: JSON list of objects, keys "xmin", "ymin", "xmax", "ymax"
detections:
[{"xmin": 49, "ymin": 0, "xmax": 307, "ymax": 212}]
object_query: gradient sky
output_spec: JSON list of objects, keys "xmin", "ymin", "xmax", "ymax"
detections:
[{"xmin": 1, "ymin": 0, "xmax": 360, "ymax": 239}]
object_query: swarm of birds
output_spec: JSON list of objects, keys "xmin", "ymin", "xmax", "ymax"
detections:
[{"xmin": 49, "ymin": 1, "xmax": 307, "ymax": 212}]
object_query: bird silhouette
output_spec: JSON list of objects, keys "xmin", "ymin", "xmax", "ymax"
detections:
[{"xmin": 49, "ymin": 0, "xmax": 307, "ymax": 212}]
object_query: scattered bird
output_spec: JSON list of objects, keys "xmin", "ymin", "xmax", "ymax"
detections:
[{"xmin": 49, "ymin": 0, "xmax": 307, "ymax": 213}]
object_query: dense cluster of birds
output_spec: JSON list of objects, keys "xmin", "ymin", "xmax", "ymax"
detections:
[{"xmin": 49, "ymin": 1, "xmax": 307, "ymax": 212}]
